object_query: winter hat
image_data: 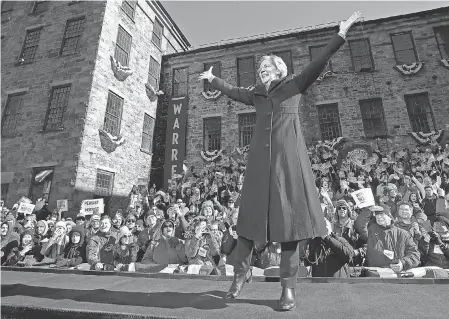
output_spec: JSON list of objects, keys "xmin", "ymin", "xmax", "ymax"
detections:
[
  {"xmin": 69, "ymin": 225, "xmax": 85, "ymax": 245},
  {"xmin": 65, "ymin": 220, "xmax": 76, "ymax": 229},
  {"xmin": 55, "ymin": 221, "xmax": 67, "ymax": 232},
  {"xmin": 20, "ymin": 229, "xmax": 34, "ymax": 243},
  {"xmin": 136, "ymin": 219, "xmax": 144, "ymax": 229},
  {"xmin": 336, "ymin": 200, "xmax": 351, "ymax": 210},
  {"xmin": 36, "ymin": 220, "xmax": 48, "ymax": 236},
  {"xmin": 160, "ymin": 219, "xmax": 175, "ymax": 230},
  {"xmin": 202, "ymin": 200, "xmax": 214, "ymax": 210},
  {"xmin": 119, "ymin": 226, "xmax": 132, "ymax": 239},
  {"xmin": 91, "ymin": 214, "xmax": 101, "ymax": 221}
]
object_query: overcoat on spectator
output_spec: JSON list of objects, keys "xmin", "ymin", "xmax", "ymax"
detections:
[{"xmin": 210, "ymin": 34, "xmax": 346, "ymax": 242}]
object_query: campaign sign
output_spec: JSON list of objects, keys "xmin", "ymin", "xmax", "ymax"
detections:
[
  {"xmin": 351, "ymin": 188, "xmax": 375, "ymax": 208},
  {"xmin": 17, "ymin": 203, "xmax": 36, "ymax": 215},
  {"xmin": 80, "ymin": 198, "xmax": 104, "ymax": 216},
  {"xmin": 57, "ymin": 199, "xmax": 68, "ymax": 212}
]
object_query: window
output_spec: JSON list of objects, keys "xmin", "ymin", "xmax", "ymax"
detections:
[
  {"xmin": 95, "ymin": 169, "xmax": 114, "ymax": 196},
  {"xmin": 272, "ymin": 50, "xmax": 294, "ymax": 75},
  {"xmin": 172, "ymin": 67, "xmax": 189, "ymax": 96},
  {"xmin": 405, "ymin": 93, "xmax": 435, "ymax": 133},
  {"xmin": 390, "ymin": 32, "xmax": 418, "ymax": 65},
  {"xmin": 121, "ymin": 1, "xmax": 136, "ymax": 20},
  {"xmin": 310, "ymin": 45, "xmax": 332, "ymax": 73},
  {"xmin": 166, "ymin": 41, "xmax": 176, "ymax": 54},
  {"xmin": 237, "ymin": 57, "xmax": 255, "ymax": 88},
  {"xmin": 148, "ymin": 56, "xmax": 160, "ymax": 88},
  {"xmin": 152, "ymin": 19, "xmax": 163, "ymax": 48},
  {"xmin": 203, "ymin": 117, "xmax": 221, "ymax": 151},
  {"xmin": 29, "ymin": 167, "xmax": 54, "ymax": 203},
  {"xmin": 20, "ymin": 28, "xmax": 42, "ymax": 64},
  {"xmin": 60, "ymin": 17, "xmax": 85, "ymax": 56},
  {"xmin": 32, "ymin": 1, "xmax": 48, "ymax": 14},
  {"xmin": 141, "ymin": 114, "xmax": 155, "ymax": 152},
  {"xmin": 1, "ymin": 184, "xmax": 9, "ymax": 199},
  {"xmin": 238, "ymin": 113, "xmax": 257, "ymax": 147},
  {"xmin": 434, "ymin": 26, "xmax": 449, "ymax": 59},
  {"xmin": 2, "ymin": 93, "xmax": 24, "ymax": 136},
  {"xmin": 44, "ymin": 86, "xmax": 71, "ymax": 131},
  {"xmin": 359, "ymin": 98, "xmax": 387, "ymax": 138},
  {"xmin": 114, "ymin": 25, "xmax": 132, "ymax": 66},
  {"xmin": 349, "ymin": 39, "xmax": 374, "ymax": 72},
  {"xmin": 203, "ymin": 61, "xmax": 221, "ymax": 92},
  {"xmin": 103, "ymin": 91, "xmax": 124, "ymax": 137},
  {"xmin": 1, "ymin": 1, "xmax": 14, "ymax": 21},
  {"xmin": 317, "ymin": 103, "xmax": 341, "ymax": 141}
]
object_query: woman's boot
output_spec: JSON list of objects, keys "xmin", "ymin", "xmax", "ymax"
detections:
[
  {"xmin": 225, "ymin": 268, "xmax": 252, "ymax": 299},
  {"xmin": 278, "ymin": 287, "xmax": 296, "ymax": 311}
]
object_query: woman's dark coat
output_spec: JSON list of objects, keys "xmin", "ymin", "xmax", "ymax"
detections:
[{"xmin": 210, "ymin": 34, "xmax": 346, "ymax": 242}]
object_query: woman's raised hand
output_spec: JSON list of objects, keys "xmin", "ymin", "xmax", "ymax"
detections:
[
  {"xmin": 198, "ymin": 66, "xmax": 214, "ymax": 82},
  {"xmin": 339, "ymin": 11, "xmax": 362, "ymax": 36}
]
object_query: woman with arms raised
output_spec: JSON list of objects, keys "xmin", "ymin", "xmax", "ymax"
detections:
[{"xmin": 199, "ymin": 11, "xmax": 362, "ymax": 311}]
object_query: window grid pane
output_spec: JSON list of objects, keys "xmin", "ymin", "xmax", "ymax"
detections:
[
  {"xmin": 95, "ymin": 170, "xmax": 114, "ymax": 196},
  {"xmin": 204, "ymin": 62, "xmax": 221, "ymax": 92},
  {"xmin": 103, "ymin": 92, "xmax": 124, "ymax": 136},
  {"xmin": 405, "ymin": 93, "xmax": 435, "ymax": 133},
  {"xmin": 2, "ymin": 94, "xmax": 24, "ymax": 136},
  {"xmin": 203, "ymin": 118, "xmax": 221, "ymax": 151},
  {"xmin": 173, "ymin": 67, "xmax": 189, "ymax": 96},
  {"xmin": 122, "ymin": 1, "xmax": 136, "ymax": 19},
  {"xmin": 239, "ymin": 113, "xmax": 256, "ymax": 147},
  {"xmin": 273, "ymin": 51, "xmax": 293, "ymax": 75},
  {"xmin": 317, "ymin": 104, "xmax": 341, "ymax": 141},
  {"xmin": 359, "ymin": 99, "xmax": 387, "ymax": 137},
  {"xmin": 434, "ymin": 26, "xmax": 449, "ymax": 59},
  {"xmin": 141, "ymin": 114, "xmax": 154, "ymax": 152},
  {"xmin": 152, "ymin": 20, "xmax": 163, "ymax": 48},
  {"xmin": 21, "ymin": 29, "xmax": 41, "ymax": 64},
  {"xmin": 349, "ymin": 39, "xmax": 373, "ymax": 71},
  {"xmin": 1, "ymin": 183, "xmax": 9, "ymax": 199},
  {"xmin": 391, "ymin": 33, "xmax": 417, "ymax": 64},
  {"xmin": 61, "ymin": 18, "xmax": 85, "ymax": 55},
  {"xmin": 148, "ymin": 56, "xmax": 160, "ymax": 88},
  {"xmin": 114, "ymin": 26, "xmax": 132, "ymax": 66},
  {"xmin": 310, "ymin": 45, "xmax": 332, "ymax": 72},
  {"xmin": 44, "ymin": 86, "xmax": 71, "ymax": 130},
  {"xmin": 237, "ymin": 57, "xmax": 255, "ymax": 87}
]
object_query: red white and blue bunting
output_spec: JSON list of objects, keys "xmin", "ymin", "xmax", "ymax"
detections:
[
  {"xmin": 393, "ymin": 62, "xmax": 424, "ymax": 76},
  {"xmin": 408, "ymin": 130, "xmax": 444, "ymax": 145}
]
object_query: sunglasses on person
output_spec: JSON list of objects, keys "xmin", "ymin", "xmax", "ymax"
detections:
[
  {"xmin": 127, "ymin": 219, "xmax": 136, "ymax": 223},
  {"xmin": 338, "ymin": 207, "xmax": 347, "ymax": 210},
  {"xmin": 123, "ymin": 234, "xmax": 133, "ymax": 238}
]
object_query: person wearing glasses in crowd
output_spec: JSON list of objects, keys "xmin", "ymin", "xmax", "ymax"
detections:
[{"xmin": 199, "ymin": 11, "xmax": 362, "ymax": 310}]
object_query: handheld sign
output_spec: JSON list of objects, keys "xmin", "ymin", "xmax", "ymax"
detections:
[
  {"xmin": 57, "ymin": 199, "xmax": 68, "ymax": 212},
  {"xmin": 80, "ymin": 198, "xmax": 104, "ymax": 216},
  {"xmin": 17, "ymin": 203, "xmax": 36, "ymax": 215},
  {"xmin": 351, "ymin": 188, "xmax": 375, "ymax": 208}
]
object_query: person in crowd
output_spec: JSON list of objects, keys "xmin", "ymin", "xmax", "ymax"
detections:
[
  {"xmin": 1, "ymin": 221, "xmax": 20, "ymax": 264},
  {"xmin": 384, "ymin": 185, "xmax": 400, "ymax": 218},
  {"xmin": 111, "ymin": 226, "xmax": 139, "ymax": 272},
  {"xmin": 86, "ymin": 215, "xmax": 119, "ymax": 270},
  {"xmin": 436, "ymin": 190, "xmax": 449, "ymax": 220},
  {"xmin": 421, "ymin": 185, "xmax": 438, "ymax": 222},
  {"xmin": 41, "ymin": 221, "xmax": 69, "ymax": 259},
  {"xmin": 75, "ymin": 212, "xmax": 86, "ymax": 228},
  {"xmin": 137, "ymin": 212, "xmax": 161, "ymax": 262},
  {"xmin": 365, "ymin": 205, "xmax": 420, "ymax": 272},
  {"xmin": 141, "ymin": 219, "xmax": 187, "ymax": 265},
  {"xmin": 185, "ymin": 216, "xmax": 221, "ymax": 268},
  {"xmin": 54, "ymin": 225, "xmax": 86, "ymax": 268},
  {"xmin": 85, "ymin": 213, "xmax": 101, "ymax": 243},
  {"xmin": 304, "ymin": 218, "xmax": 354, "ymax": 277},
  {"xmin": 421, "ymin": 216, "xmax": 449, "ymax": 269},
  {"xmin": 124, "ymin": 214, "xmax": 139, "ymax": 242},
  {"xmin": 66, "ymin": 220, "xmax": 75, "ymax": 235},
  {"xmin": 111, "ymin": 211, "xmax": 124, "ymax": 231},
  {"xmin": 182, "ymin": 187, "xmax": 193, "ymax": 206},
  {"xmin": 34, "ymin": 220, "xmax": 49, "ymax": 244},
  {"xmin": 413, "ymin": 172, "xmax": 442, "ymax": 198},
  {"xmin": 4, "ymin": 229, "xmax": 45, "ymax": 266}
]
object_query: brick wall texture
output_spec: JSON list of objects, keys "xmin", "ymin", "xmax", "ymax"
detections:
[
  {"xmin": 158, "ymin": 7, "xmax": 449, "ymax": 173},
  {"xmin": 1, "ymin": 0, "xmax": 187, "ymax": 216}
]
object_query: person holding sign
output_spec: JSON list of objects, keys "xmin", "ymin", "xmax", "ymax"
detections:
[{"xmin": 199, "ymin": 11, "xmax": 362, "ymax": 310}]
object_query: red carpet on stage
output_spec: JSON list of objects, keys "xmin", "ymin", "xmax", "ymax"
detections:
[{"xmin": 1, "ymin": 269, "xmax": 449, "ymax": 319}]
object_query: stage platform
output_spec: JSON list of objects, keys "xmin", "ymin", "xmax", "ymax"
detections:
[{"xmin": 1, "ymin": 268, "xmax": 449, "ymax": 319}]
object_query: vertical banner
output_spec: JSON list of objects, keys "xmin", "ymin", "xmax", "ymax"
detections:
[{"xmin": 163, "ymin": 96, "xmax": 188, "ymax": 189}]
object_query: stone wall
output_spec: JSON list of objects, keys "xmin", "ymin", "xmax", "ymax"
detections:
[
  {"xmin": 1, "ymin": 1, "xmax": 105, "ymax": 209},
  {"xmin": 158, "ymin": 7, "xmax": 449, "ymax": 172}
]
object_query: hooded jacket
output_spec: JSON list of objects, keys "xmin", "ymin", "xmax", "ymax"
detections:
[{"xmin": 55, "ymin": 226, "xmax": 86, "ymax": 268}]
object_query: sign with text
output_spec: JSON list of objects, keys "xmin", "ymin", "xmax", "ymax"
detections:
[
  {"xmin": 17, "ymin": 203, "xmax": 35, "ymax": 215},
  {"xmin": 80, "ymin": 198, "xmax": 104, "ymax": 216},
  {"xmin": 351, "ymin": 188, "xmax": 375, "ymax": 208},
  {"xmin": 163, "ymin": 96, "xmax": 188, "ymax": 189},
  {"xmin": 57, "ymin": 199, "xmax": 68, "ymax": 212}
]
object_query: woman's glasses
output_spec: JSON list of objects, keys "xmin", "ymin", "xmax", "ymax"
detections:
[{"xmin": 127, "ymin": 220, "xmax": 136, "ymax": 223}]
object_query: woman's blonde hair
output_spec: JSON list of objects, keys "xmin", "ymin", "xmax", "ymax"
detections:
[{"xmin": 258, "ymin": 55, "xmax": 288, "ymax": 79}]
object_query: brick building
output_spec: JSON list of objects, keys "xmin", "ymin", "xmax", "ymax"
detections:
[
  {"xmin": 1, "ymin": 0, "xmax": 190, "ymax": 216},
  {"xmin": 153, "ymin": 7, "xmax": 449, "ymax": 186}
]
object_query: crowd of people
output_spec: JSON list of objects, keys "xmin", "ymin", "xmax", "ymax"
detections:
[{"xmin": 1, "ymin": 140, "xmax": 449, "ymax": 278}]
